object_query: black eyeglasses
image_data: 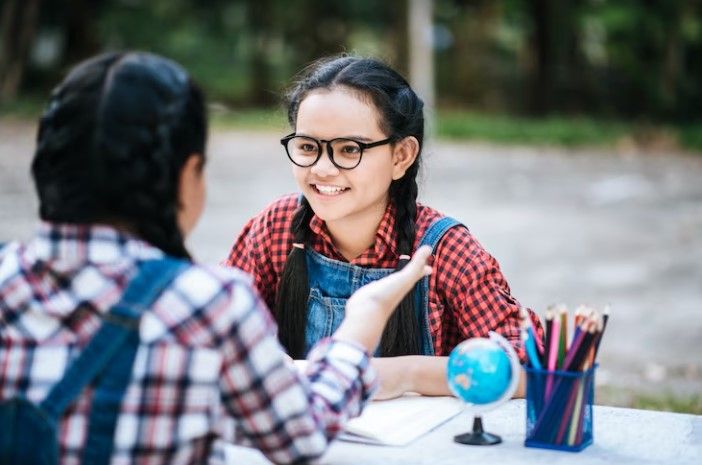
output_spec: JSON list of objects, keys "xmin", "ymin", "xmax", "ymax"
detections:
[{"xmin": 280, "ymin": 133, "xmax": 394, "ymax": 170}]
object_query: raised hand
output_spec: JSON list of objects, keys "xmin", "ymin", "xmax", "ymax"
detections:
[{"xmin": 334, "ymin": 246, "xmax": 433, "ymax": 353}]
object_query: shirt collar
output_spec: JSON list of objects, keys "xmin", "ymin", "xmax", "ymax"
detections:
[
  {"xmin": 27, "ymin": 222, "xmax": 165, "ymax": 266},
  {"xmin": 308, "ymin": 202, "xmax": 399, "ymax": 262}
]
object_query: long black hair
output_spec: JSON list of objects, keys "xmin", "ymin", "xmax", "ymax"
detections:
[
  {"xmin": 31, "ymin": 51, "xmax": 207, "ymax": 259},
  {"xmin": 275, "ymin": 56, "xmax": 425, "ymax": 358}
]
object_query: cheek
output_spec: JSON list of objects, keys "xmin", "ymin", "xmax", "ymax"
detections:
[
  {"xmin": 196, "ymin": 178, "xmax": 206, "ymax": 212},
  {"xmin": 292, "ymin": 166, "xmax": 308, "ymax": 186},
  {"xmin": 355, "ymin": 159, "xmax": 394, "ymax": 190}
]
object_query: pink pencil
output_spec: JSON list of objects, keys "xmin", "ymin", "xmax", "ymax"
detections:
[{"xmin": 544, "ymin": 316, "xmax": 560, "ymax": 400}]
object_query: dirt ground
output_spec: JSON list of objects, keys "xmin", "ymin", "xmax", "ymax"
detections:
[{"xmin": 1, "ymin": 119, "xmax": 701, "ymax": 409}]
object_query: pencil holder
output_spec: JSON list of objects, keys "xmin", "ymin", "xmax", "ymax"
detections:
[{"xmin": 524, "ymin": 365, "xmax": 596, "ymax": 452}]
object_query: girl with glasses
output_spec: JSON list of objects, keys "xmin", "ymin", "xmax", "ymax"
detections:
[
  {"xmin": 0, "ymin": 51, "xmax": 433, "ymax": 464},
  {"xmin": 225, "ymin": 56, "xmax": 544, "ymax": 399}
]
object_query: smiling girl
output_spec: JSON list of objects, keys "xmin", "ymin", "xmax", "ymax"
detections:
[{"xmin": 225, "ymin": 56, "xmax": 543, "ymax": 398}]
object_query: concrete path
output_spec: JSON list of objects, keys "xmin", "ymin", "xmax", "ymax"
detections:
[{"xmin": 1, "ymin": 120, "xmax": 701, "ymax": 404}]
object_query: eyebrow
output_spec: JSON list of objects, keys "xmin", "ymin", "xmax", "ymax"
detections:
[{"xmin": 296, "ymin": 133, "xmax": 376, "ymax": 143}]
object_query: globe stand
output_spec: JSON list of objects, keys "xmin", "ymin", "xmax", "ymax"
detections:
[
  {"xmin": 454, "ymin": 416, "xmax": 502, "ymax": 446},
  {"xmin": 447, "ymin": 333, "xmax": 520, "ymax": 447}
]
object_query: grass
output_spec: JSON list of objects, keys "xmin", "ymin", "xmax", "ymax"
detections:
[
  {"xmin": 3, "ymin": 101, "xmax": 700, "ymax": 153},
  {"xmin": 679, "ymin": 123, "xmax": 702, "ymax": 153},
  {"xmin": 630, "ymin": 393, "xmax": 702, "ymax": 415},
  {"xmin": 437, "ymin": 110, "xmax": 702, "ymax": 154},
  {"xmin": 209, "ymin": 106, "xmax": 288, "ymax": 132},
  {"xmin": 0, "ymin": 96, "xmax": 46, "ymax": 120},
  {"xmin": 436, "ymin": 111, "xmax": 633, "ymax": 147},
  {"xmin": 597, "ymin": 386, "xmax": 702, "ymax": 415}
]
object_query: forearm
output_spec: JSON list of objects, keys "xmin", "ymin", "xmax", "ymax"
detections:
[
  {"xmin": 514, "ymin": 368, "xmax": 526, "ymax": 398},
  {"xmin": 334, "ymin": 311, "xmax": 387, "ymax": 354},
  {"xmin": 371, "ymin": 356, "xmax": 450, "ymax": 399},
  {"xmin": 372, "ymin": 355, "xmax": 527, "ymax": 399},
  {"xmin": 406, "ymin": 356, "xmax": 451, "ymax": 396}
]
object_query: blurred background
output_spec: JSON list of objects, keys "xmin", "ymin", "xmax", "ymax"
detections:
[
  {"xmin": 1, "ymin": 0, "xmax": 701, "ymax": 414},
  {"xmin": 3, "ymin": 0, "xmax": 702, "ymax": 142}
]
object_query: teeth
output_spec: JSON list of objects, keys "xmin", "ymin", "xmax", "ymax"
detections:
[{"xmin": 315, "ymin": 185, "xmax": 346, "ymax": 194}]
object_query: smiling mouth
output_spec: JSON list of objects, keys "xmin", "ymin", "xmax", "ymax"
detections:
[{"xmin": 312, "ymin": 184, "xmax": 350, "ymax": 196}]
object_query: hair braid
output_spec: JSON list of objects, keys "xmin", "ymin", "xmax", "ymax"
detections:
[
  {"xmin": 31, "ymin": 52, "xmax": 207, "ymax": 259},
  {"xmin": 275, "ymin": 196, "xmax": 314, "ymax": 357},
  {"xmin": 378, "ymin": 164, "xmax": 421, "ymax": 356}
]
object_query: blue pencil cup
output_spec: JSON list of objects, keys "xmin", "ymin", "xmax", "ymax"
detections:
[{"xmin": 524, "ymin": 365, "xmax": 596, "ymax": 452}]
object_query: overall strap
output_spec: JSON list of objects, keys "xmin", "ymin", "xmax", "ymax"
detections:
[
  {"xmin": 413, "ymin": 216, "xmax": 462, "ymax": 355},
  {"xmin": 418, "ymin": 216, "xmax": 461, "ymax": 250},
  {"xmin": 38, "ymin": 258, "xmax": 187, "ymax": 464}
]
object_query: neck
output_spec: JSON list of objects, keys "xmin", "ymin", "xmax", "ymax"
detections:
[{"xmin": 326, "ymin": 198, "xmax": 389, "ymax": 261}]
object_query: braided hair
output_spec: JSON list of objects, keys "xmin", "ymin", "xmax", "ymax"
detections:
[
  {"xmin": 276, "ymin": 56, "xmax": 425, "ymax": 358},
  {"xmin": 31, "ymin": 51, "xmax": 207, "ymax": 259}
]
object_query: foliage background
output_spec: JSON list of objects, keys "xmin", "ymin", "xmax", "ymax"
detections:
[{"xmin": 2, "ymin": 0, "xmax": 701, "ymax": 125}]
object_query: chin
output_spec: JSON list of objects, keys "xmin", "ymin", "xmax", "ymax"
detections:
[
  {"xmin": 305, "ymin": 200, "xmax": 348, "ymax": 223},
  {"xmin": 307, "ymin": 204, "xmax": 337, "ymax": 222}
]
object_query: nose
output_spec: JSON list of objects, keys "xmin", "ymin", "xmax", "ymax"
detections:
[{"xmin": 310, "ymin": 142, "xmax": 339, "ymax": 176}]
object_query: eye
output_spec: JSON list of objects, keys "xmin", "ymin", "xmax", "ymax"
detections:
[
  {"xmin": 292, "ymin": 138, "xmax": 318, "ymax": 154},
  {"xmin": 339, "ymin": 143, "xmax": 361, "ymax": 154}
]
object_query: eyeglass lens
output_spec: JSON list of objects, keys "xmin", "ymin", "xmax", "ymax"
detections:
[{"xmin": 287, "ymin": 136, "xmax": 363, "ymax": 169}]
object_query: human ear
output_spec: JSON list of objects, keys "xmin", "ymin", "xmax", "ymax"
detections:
[
  {"xmin": 391, "ymin": 136, "xmax": 419, "ymax": 180},
  {"xmin": 177, "ymin": 153, "xmax": 206, "ymax": 236}
]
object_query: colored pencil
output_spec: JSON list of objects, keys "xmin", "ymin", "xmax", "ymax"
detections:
[
  {"xmin": 545, "ymin": 314, "xmax": 560, "ymax": 400},
  {"xmin": 543, "ymin": 310, "xmax": 554, "ymax": 367},
  {"xmin": 558, "ymin": 305, "xmax": 568, "ymax": 367}
]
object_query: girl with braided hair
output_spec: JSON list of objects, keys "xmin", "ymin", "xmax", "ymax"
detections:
[
  {"xmin": 225, "ymin": 55, "xmax": 544, "ymax": 399},
  {"xmin": 0, "ymin": 51, "xmax": 433, "ymax": 464}
]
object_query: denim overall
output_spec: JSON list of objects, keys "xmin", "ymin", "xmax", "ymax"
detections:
[
  {"xmin": 304, "ymin": 216, "xmax": 460, "ymax": 356},
  {"xmin": 0, "ymin": 258, "xmax": 186, "ymax": 465}
]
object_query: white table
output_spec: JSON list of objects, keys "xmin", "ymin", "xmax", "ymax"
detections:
[{"xmin": 224, "ymin": 400, "xmax": 702, "ymax": 465}]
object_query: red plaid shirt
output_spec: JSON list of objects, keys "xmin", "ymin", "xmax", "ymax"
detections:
[
  {"xmin": 0, "ymin": 223, "xmax": 376, "ymax": 465},
  {"xmin": 225, "ymin": 194, "xmax": 543, "ymax": 361}
]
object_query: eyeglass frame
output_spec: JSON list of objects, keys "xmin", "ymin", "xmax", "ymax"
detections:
[{"xmin": 280, "ymin": 132, "xmax": 396, "ymax": 170}]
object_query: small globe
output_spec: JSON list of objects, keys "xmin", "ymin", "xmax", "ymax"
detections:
[{"xmin": 447, "ymin": 332, "xmax": 519, "ymax": 412}]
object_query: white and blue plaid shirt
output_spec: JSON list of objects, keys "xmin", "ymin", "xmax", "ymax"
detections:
[{"xmin": 0, "ymin": 223, "xmax": 376, "ymax": 465}]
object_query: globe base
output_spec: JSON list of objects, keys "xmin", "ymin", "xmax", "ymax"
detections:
[{"xmin": 454, "ymin": 416, "xmax": 502, "ymax": 446}]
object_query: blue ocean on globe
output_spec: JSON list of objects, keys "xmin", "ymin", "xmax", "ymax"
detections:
[{"xmin": 447, "ymin": 338, "xmax": 513, "ymax": 405}]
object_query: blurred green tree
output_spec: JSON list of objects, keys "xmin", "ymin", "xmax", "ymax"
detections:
[{"xmin": 0, "ymin": 0, "xmax": 700, "ymax": 120}]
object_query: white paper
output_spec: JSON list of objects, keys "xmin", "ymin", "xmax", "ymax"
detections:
[{"xmin": 340, "ymin": 394, "xmax": 464, "ymax": 446}]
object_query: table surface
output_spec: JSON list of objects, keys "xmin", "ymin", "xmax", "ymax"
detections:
[{"xmin": 223, "ymin": 399, "xmax": 702, "ymax": 465}]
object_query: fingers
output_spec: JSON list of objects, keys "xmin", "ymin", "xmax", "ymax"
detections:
[
  {"xmin": 360, "ymin": 246, "xmax": 433, "ymax": 307},
  {"xmin": 400, "ymin": 245, "xmax": 432, "ymax": 279},
  {"xmin": 335, "ymin": 247, "xmax": 436, "ymax": 352}
]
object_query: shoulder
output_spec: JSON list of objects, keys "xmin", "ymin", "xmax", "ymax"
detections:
[
  {"xmin": 412, "ymin": 204, "xmax": 491, "ymax": 263},
  {"xmin": 414, "ymin": 203, "xmax": 471, "ymax": 246},
  {"xmin": 0, "ymin": 240, "xmax": 19, "ymax": 259},
  {"xmin": 245, "ymin": 193, "xmax": 299, "ymax": 236},
  {"xmin": 148, "ymin": 261, "xmax": 264, "ymax": 344},
  {"xmin": 0, "ymin": 241, "xmax": 24, "ymax": 285},
  {"xmin": 262, "ymin": 193, "xmax": 300, "ymax": 221}
]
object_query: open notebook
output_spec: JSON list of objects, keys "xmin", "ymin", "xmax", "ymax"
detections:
[
  {"xmin": 292, "ymin": 359, "xmax": 464, "ymax": 446},
  {"xmin": 340, "ymin": 394, "xmax": 464, "ymax": 446}
]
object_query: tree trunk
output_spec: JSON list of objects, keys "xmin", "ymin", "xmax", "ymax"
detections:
[
  {"xmin": 528, "ymin": 0, "xmax": 553, "ymax": 115},
  {"xmin": 408, "ymin": 0, "xmax": 435, "ymax": 113},
  {"xmin": 64, "ymin": 0, "xmax": 101, "ymax": 65},
  {"xmin": 0, "ymin": 0, "xmax": 41, "ymax": 102},
  {"xmin": 247, "ymin": 0, "xmax": 274, "ymax": 106}
]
